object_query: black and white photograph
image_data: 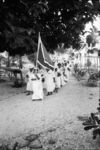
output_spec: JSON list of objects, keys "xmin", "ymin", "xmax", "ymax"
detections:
[{"xmin": 0, "ymin": 0, "xmax": 100, "ymax": 149}]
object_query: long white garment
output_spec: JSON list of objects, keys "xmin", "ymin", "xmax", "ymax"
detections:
[
  {"xmin": 32, "ymin": 73, "xmax": 43, "ymax": 100},
  {"xmin": 64, "ymin": 64, "xmax": 71, "ymax": 81},
  {"xmin": 36, "ymin": 73, "xmax": 44, "ymax": 99},
  {"xmin": 66, "ymin": 68, "xmax": 70, "ymax": 81},
  {"xmin": 41, "ymin": 69, "xmax": 47, "ymax": 89},
  {"xmin": 60, "ymin": 67, "xmax": 66, "ymax": 86},
  {"xmin": 63, "ymin": 66, "xmax": 68, "ymax": 82},
  {"xmin": 45, "ymin": 70, "xmax": 55, "ymax": 92},
  {"xmin": 55, "ymin": 69, "xmax": 61, "ymax": 88},
  {"xmin": 26, "ymin": 71, "xmax": 33, "ymax": 92}
]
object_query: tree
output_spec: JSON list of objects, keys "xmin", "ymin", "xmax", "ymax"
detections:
[
  {"xmin": 0, "ymin": 0, "xmax": 46, "ymax": 55},
  {"xmin": 39, "ymin": 0, "xmax": 100, "ymax": 50},
  {"xmin": 0, "ymin": 0, "xmax": 100, "ymax": 55},
  {"xmin": 86, "ymin": 24, "xmax": 100, "ymax": 48}
]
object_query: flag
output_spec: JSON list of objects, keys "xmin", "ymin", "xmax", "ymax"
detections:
[{"xmin": 36, "ymin": 33, "xmax": 54, "ymax": 70}]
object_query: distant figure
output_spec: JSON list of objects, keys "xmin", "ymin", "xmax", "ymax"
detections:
[
  {"xmin": 26, "ymin": 67, "xmax": 33, "ymax": 95},
  {"xmin": 64, "ymin": 62, "xmax": 71, "ymax": 81},
  {"xmin": 57, "ymin": 63, "xmax": 65, "ymax": 86},
  {"xmin": 63, "ymin": 63, "xmax": 68, "ymax": 82},
  {"xmin": 61, "ymin": 65, "xmax": 66, "ymax": 86},
  {"xmin": 54, "ymin": 68, "xmax": 61, "ymax": 92}
]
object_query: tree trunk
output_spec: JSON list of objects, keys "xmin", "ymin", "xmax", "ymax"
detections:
[
  {"xmin": 0, "ymin": 57, "xmax": 1, "ymax": 80},
  {"xmin": 7, "ymin": 53, "xmax": 10, "ymax": 67},
  {"xmin": 19, "ymin": 56, "xmax": 22, "ymax": 69},
  {"xmin": 19, "ymin": 56, "xmax": 24, "ymax": 84}
]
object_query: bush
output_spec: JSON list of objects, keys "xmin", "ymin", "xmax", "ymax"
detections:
[
  {"xmin": 73, "ymin": 64, "xmax": 79, "ymax": 73},
  {"xmin": 82, "ymin": 99, "xmax": 100, "ymax": 140},
  {"xmin": 73, "ymin": 64, "xmax": 87, "ymax": 81},
  {"xmin": 85, "ymin": 59, "xmax": 91, "ymax": 67},
  {"xmin": 87, "ymin": 71, "xmax": 100, "ymax": 87}
]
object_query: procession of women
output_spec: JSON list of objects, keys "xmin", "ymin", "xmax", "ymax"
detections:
[{"xmin": 25, "ymin": 60, "xmax": 73, "ymax": 101}]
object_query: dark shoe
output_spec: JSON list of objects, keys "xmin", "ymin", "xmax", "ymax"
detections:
[
  {"xmin": 37, "ymin": 99, "xmax": 42, "ymax": 101},
  {"xmin": 32, "ymin": 99, "xmax": 42, "ymax": 101},
  {"xmin": 26, "ymin": 93, "xmax": 31, "ymax": 96},
  {"xmin": 50, "ymin": 92, "xmax": 53, "ymax": 95},
  {"xmin": 55, "ymin": 88, "xmax": 58, "ymax": 93},
  {"xmin": 32, "ymin": 99, "xmax": 36, "ymax": 101},
  {"xmin": 46, "ymin": 92, "xmax": 50, "ymax": 96}
]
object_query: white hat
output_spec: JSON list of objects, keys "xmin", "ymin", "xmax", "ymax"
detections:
[
  {"xmin": 29, "ymin": 64, "xmax": 34, "ymax": 68},
  {"xmin": 34, "ymin": 67, "xmax": 38, "ymax": 70}
]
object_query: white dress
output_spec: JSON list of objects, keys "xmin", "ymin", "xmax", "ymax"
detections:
[
  {"xmin": 60, "ymin": 67, "xmax": 66, "ymax": 86},
  {"xmin": 45, "ymin": 70, "xmax": 55, "ymax": 92},
  {"xmin": 55, "ymin": 69, "xmax": 61, "ymax": 88},
  {"xmin": 41, "ymin": 69, "xmax": 47, "ymax": 89},
  {"xmin": 26, "ymin": 71, "xmax": 33, "ymax": 92},
  {"xmin": 63, "ymin": 66, "xmax": 68, "ymax": 82},
  {"xmin": 66, "ymin": 67, "xmax": 70, "ymax": 81},
  {"xmin": 32, "ymin": 73, "xmax": 43, "ymax": 100},
  {"xmin": 36, "ymin": 73, "xmax": 44, "ymax": 99}
]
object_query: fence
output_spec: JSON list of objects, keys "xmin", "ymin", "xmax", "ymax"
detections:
[{"xmin": 78, "ymin": 56, "xmax": 100, "ymax": 71}]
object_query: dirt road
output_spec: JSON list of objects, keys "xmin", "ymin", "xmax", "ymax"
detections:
[{"xmin": 0, "ymin": 76, "xmax": 99, "ymax": 149}]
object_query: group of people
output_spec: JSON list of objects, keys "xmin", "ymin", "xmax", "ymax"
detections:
[{"xmin": 25, "ymin": 60, "xmax": 72, "ymax": 101}]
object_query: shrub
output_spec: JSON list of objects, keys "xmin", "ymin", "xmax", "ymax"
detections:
[
  {"xmin": 82, "ymin": 99, "xmax": 100, "ymax": 139},
  {"xmin": 87, "ymin": 71, "xmax": 100, "ymax": 86},
  {"xmin": 86, "ymin": 59, "xmax": 91, "ymax": 67}
]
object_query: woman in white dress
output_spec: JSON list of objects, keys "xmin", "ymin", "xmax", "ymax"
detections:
[
  {"xmin": 26, "ymin": 67, "xmax": 33, "ymax": 95},
  {"xmin": 31, "ymin": 69, "xmax": 43, "ymax": 101},
  {"xmin": 60, "ymin": 66, "xmax": 66, "ymax": 86},
  {"xmin": 63, "ymin": 63, "xmax": 68, "ymax": 82},
  {"xmin": 54, "ymin": 68, "xmax": 61, "ymax": 92},
  {"xmin": 45, "ymin": 69, "xmax": 55, "ymax": 95},
  {"xmin": 57, "ymin": 63, "xmax": 65, "ymax": 86}
]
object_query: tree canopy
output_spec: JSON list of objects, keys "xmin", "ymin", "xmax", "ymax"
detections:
[
  {"xmin": 0, "ymin": 0, "xmax": 100, "ymax": 55},
  {"xmin": 86, "ymin": 24, "xmax": 100, "ymax": 47}
]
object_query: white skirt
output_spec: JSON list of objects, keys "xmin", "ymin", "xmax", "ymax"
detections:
[
  {"xmin": 32, "ymin": 80, "xmax": 43, "ymax": 100},
  {"xmin": 45, "ymin": 79, "xmax": 55, "ymax": 92},
  {"xmin": 26, "ymin": 80, "xmax": 32, "ymax": 91},
  {"xmin": 55, "ymin": 77, "xmax": 61, "ymax": 88}
]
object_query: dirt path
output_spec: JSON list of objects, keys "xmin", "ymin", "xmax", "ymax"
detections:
[{"xmin": 0, "ymin": 76, "xmax": 99, "ymax": 149}]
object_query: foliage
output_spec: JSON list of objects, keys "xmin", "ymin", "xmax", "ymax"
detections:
[
  {"xmin": 73, "ymin": 64, "xmax": 87, "ymax": 80},
  {"xmin": 89, "ymin": 71, "xmax": 100, "ymax": 80},
  {"xmin": 85, "ymin": 70, "xmax": 100, "ymax": 86},
  {"xmin": 0, "ymin": 0, "xmax": 100, "ymax": 55},
  {"xmin": 27, "ymin": 52, "xmax": 37, "ymax": 65},
  {"xmin": 86, "ymin": 59, "xmax": 91, "ymax": 67},
  {"xmin": 55, "ymin": 47, "xmax": 67, "ymax": 54},
  {"xmin": 86, "ymin": 24, "xmax": 100, "ymax": 47},
  {"xmin": 82, "ymin": 99, "xmax": 100, "ymax": 140},
  {"xmin": 73, "ymin": 64, "xmax": 79, "ymax": 73},
  {"xmin": 0, "ymin": 141, "xmax": 18, "ymax": 150},
  {"xmin": 86, "ymin": 34, "xmax": 94, "ymax": 47}
]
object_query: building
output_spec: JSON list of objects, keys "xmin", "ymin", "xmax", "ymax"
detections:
[{"xmin": 74, "ymin": 45, "xmax": 100, "ymax": 71}]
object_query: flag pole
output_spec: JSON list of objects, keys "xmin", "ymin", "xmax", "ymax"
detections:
[{"xmin": 36, "ymin": 32, "xmax": 40, "ymax": 69}]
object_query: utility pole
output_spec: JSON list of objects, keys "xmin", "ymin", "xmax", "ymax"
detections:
[{"xmin": 98, "ymin": 51, "xmax": 100, "ymax": 100}]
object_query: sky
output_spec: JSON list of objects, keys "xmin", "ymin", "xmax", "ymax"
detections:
[
  {"xmin": 85, "ymin": 16, "xmax": 100, "ymax": 31},
  {"xmin": 94, "ymin": 16, "xmax": 100, "ymax": 30}
]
